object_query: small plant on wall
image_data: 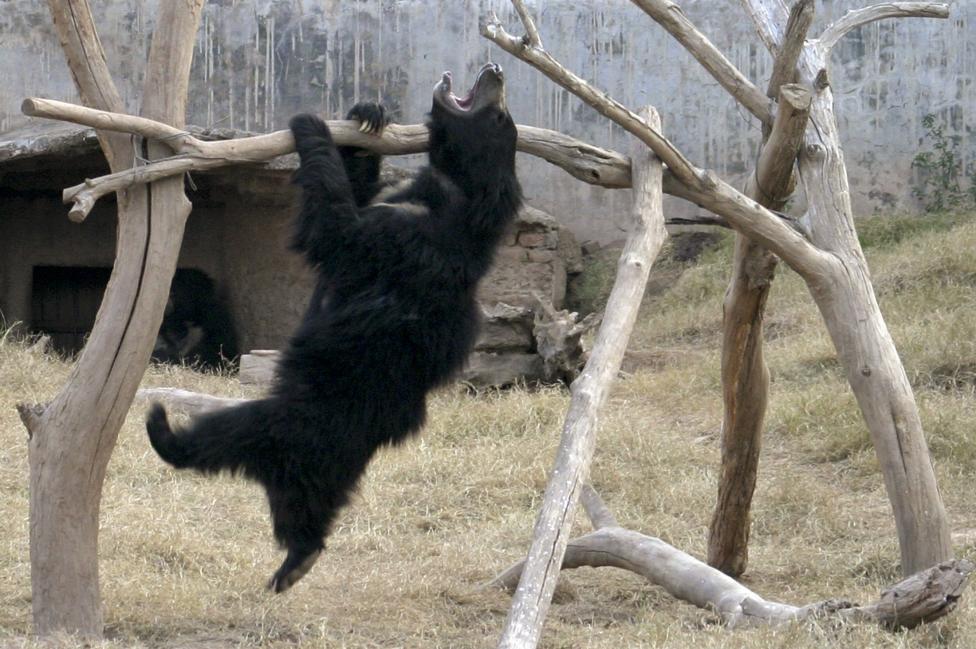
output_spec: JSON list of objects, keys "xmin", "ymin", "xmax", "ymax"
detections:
[{"xmin": 911, "ymin": 113, "xmax": 974, "ymax": 212}]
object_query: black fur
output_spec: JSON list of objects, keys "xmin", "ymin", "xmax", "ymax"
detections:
[
  {"xmin": 152, "ymin": 268, "xmax": 239, "ymax": 368},
  {"xmin": 147, "ymin": 67, "xmax": 521, "ymax": 593}
]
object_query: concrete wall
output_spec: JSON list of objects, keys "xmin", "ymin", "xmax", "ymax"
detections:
[{"xmin": 1, "ymin": 1, "xmax": 972, "ymax": 242}]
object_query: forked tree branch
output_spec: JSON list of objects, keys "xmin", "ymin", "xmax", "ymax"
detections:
[
  {"xmin": 818, "ymin": 3, "xmax": 950, "ymax": 53},
  {"xmin": 629, "ymin": 0, "xmax": 774, "ymax": 125},
  {"xmin": 23, "ymin": 96, "xmax": 758, "ymax": 230},
  {"xmin": 742, "ymin": 0, "xmax": 954, "ymax": 578},
  {"xmin": 481, "ymin": 7, "xmax": 830, "ymax": 280},
  {"xmin": 24, "ymin": 97, "xmax": 657, "ymax": 218}
]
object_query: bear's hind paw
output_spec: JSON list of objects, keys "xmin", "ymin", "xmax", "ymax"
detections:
[{"xmin": 267, "ymin": 546, "xmax": 323, "ymax": 593}]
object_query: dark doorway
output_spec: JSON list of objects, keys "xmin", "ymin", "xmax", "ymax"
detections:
[{"xmin": 31, "ymin": 266, "xmax": 111, "ymax": 355}]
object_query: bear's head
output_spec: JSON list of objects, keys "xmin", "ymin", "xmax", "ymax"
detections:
[{"xmin": 427, "ymin": 63, "xmax": 518, "ymax": 193}]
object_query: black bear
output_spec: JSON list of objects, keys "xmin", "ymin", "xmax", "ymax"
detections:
[
  {"xmin": 146, "ymin": 63, "xmax": 521, "ymax": 593},
  {"xmin": 152, "ymin": 268, "xmax": 239, "ymax": 368}
]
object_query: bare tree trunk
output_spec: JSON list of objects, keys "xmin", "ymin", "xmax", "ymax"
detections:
[
  {"xmin": 21, "ymin": 0, "xmax": 204, "ymax": 637},
  {"xmin": 497, "ymin": 107, "xmax": 667, "ymax": 649},
  {"xmin": 707, "ymin": 0, "xmax": 814, "ymax": 572},
  {"xmin": 741, "ymin": 0, "xmax": 951, "ymax": 577}
]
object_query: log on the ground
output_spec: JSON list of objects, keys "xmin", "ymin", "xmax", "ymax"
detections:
[
  {"xmin": 492, "ymin": 486, "xmax": 972, "ymax": 631},
  {"xmin": 492, "ymin": 527, "xmax": 972, "ymax": 629}
]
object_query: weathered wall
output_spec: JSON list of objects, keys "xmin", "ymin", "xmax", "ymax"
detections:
[
  {"xmin": 220, "ymin": 192, "xmax": 315, "ymax": 351},
  {"xmin": 1, "ymin": 1, "xmax": 972, "ymax": 240}
]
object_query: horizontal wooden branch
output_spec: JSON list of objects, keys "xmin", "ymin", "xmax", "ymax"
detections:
[
  {"xmin": 629, "ymin": 0, "xmax": 773, "ymax": 125},
  {"xmin": 817, "ymin": 2, "xmax": 950, "ymax": 53},
  {"xmin": 25, "ymin": 97, "xmax": 673, "ymax": 219},
  {"xmin": 22, "ymin": 96, "xmax": 715, "ymax": 228}
]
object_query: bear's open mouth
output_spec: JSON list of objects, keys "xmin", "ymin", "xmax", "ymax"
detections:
[{"xmin": 433, "ymin": 63, "xmax": 505, "ymax": 114}]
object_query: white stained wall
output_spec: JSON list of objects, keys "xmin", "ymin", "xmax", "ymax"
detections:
[{"xmin": 1, "ymin": 0, "xmax": 972, "ymax": 242}]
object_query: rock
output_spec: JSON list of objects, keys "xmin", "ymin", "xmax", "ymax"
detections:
[
  {"xmin": 239, "ymin": 350, "xmax": 278, "ymax": 385},
  {"xmin": 460, "ymin": 352, "xmax": 545, "ymax": 388}
]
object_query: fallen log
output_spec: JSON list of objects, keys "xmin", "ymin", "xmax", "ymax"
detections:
[{"xmin": 490, "ymin": 486, "xmax": 972, "ymax": 630}]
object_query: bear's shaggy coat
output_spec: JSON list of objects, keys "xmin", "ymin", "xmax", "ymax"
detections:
[{"xmin": 146, "ymin": 63, "xmax": 521, "ymax": 592}]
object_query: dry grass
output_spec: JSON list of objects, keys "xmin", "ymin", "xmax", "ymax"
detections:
[{"xmin": 2, "ymin": 212, "xmax": 976, "ymax": 648}]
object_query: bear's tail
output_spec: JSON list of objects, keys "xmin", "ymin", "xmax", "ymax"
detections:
[{"xmin": 146, "ymin": 400, "xmax": 274, "ymax": 476}]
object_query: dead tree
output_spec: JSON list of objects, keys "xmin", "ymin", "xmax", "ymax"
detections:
[
  {"xmin": 15, "ymin": 0, "xmax": 204, "ymax": 637},
  {"xmin": 481, "ymin": 0, "xmax": 953, "ymax": 647}
]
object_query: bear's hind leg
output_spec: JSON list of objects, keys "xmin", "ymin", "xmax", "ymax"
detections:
[{"xmin": 265, "ymin": 482, "xmax": 334, "ymax": 593}]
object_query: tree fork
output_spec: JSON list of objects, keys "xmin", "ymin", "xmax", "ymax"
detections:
[
  {"xmin": 741, "ymin": 0, "xmax": 952, "ymax": 576},
  {"xmin": 25, "ymin": 0, "xmax": 204, "ymax": 637}
]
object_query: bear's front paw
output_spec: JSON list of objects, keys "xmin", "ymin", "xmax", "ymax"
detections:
[{"xmin": 346, "ymin": 102, "xmax": 389, "ymax": 135}]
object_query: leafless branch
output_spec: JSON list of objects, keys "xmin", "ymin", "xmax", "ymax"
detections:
[
  {"xmin": 766, "ymin": 0, "xmax": 815, "ymax": 98},
  {"xmin": 19, "ymin": 97, "xmax": 728, "ymax": 227},
  {"xmin": 508, "ymin": 0, "xmax": 541, "ymax": 47},
  {"xmin": 491, "ymin": 528, "xmax": 973, "ymax": 630},
  {"xmin": 818, "ymin": 2, "xmax": 950, "ymax": 53},
  {"xmin": 481, "ymin": 14, "xmax": 701, "ymax": 188},
  {"xmin": 481, "ymin": 9, "xmax": 830, "ymax": 280},
  {"xmin": 25, "ymin": 97, "xmax": 650, "ymax": 217},
  {"xmin": 629, "ymin": 0, "xmax": 773, "ymax": 125}
]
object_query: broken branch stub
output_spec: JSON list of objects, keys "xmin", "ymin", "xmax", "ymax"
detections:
[{"xmin": 817, "ymin": 2, "xmax": 950, "ymax": 53}]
